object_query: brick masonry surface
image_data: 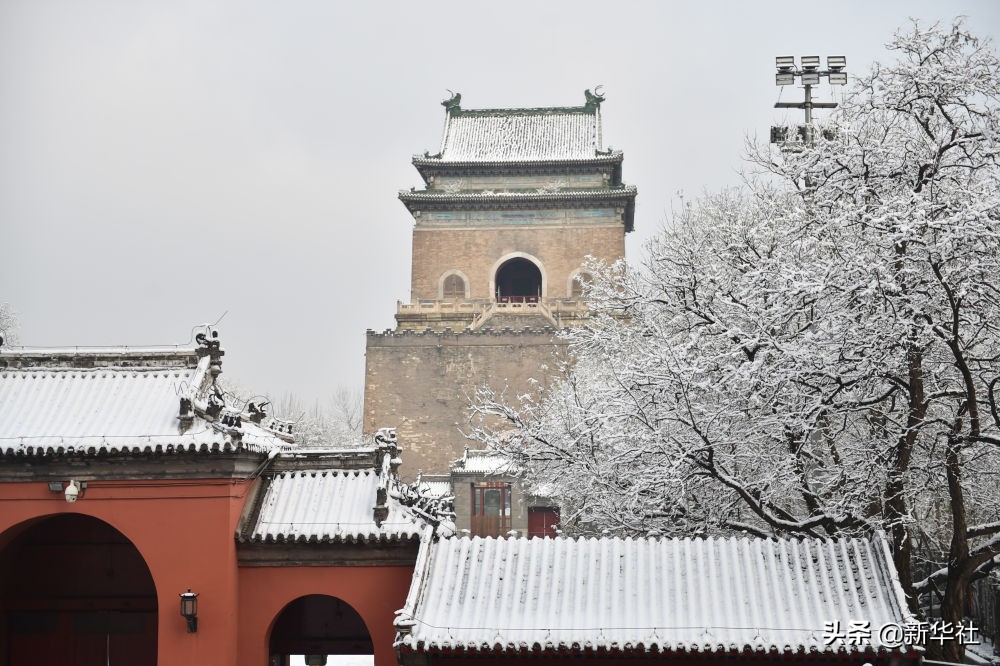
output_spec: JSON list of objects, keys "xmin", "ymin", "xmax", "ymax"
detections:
[
  {"xmin": 410, "ymin": 223, "xmax": 624, "ymax": 301},
  {"xmin": 364, "ymin": 329, "xmax": 568, "ymax": 480}
]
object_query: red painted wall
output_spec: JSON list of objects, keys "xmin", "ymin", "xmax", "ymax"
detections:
[
  {"xmin": 0, "ymin": 479, "xmax": 250, "ymax": 666},
  {"xmin": 238, "ymin": 565, "xmax": 415, "ymax": 666},
  {"xmin": 0, "ymin": 479, "xmax": 417, "ymax": 666}
]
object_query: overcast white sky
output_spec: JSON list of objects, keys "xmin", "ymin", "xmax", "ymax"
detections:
[{"xmin": 1, "ymin": 1, "xmax": 997, "ymax": 406}]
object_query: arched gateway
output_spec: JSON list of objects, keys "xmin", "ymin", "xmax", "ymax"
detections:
[
  {"xmin": 494, "ymin": 257, "xmax": 543, "ymax": 302},
  {"xmin": 269, "ymin": 595, "xmax": 373, "ymax": 665},
  {"xmin": 0, "ymin": 514, "xmax": 157, "ymax": 664}
]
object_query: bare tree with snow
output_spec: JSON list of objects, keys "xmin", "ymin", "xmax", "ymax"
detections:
[
  {"xmin": 470, "ymin": 20, "xmax": 1000, "ymax": 661},
  {"xmin": 219, "ymin": 379, "xmax": 365, "ymax": 448},
  {"xmin": 0, "ymin": 303, "xmax": 19, "ymax": 345}
]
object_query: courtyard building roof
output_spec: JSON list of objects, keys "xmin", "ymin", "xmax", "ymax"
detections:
[
  {"xmin": 450, "ymin": 447, "xmax": 519, "ymax": 476},
  {"xmin": 414, "ymin": 473, "xmax": 452, "ymax": 499},
  {"xmin": 243, "ymin": 468, "xmax": 427, "ymax": 544},
  {"xmin": 0, "ymin": 334, "xmax": 291, "ymax": 457},
  {"xmin": 395, "ymin": 534, "xmax": 916, "ymax": 657}
]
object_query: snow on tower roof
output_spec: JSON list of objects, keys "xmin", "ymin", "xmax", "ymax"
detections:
[
  {"xmin": 395, "ymin": 534, "xmax": 916, "ymax": 657},
  {"xmin": 432, "ymin": 90, "xmax": 609, "ymax": 163}
]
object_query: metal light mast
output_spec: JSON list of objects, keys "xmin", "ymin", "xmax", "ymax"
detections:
[{"xmin": 771, "ymin": 56, "xmax": 847, "ymax": 144}]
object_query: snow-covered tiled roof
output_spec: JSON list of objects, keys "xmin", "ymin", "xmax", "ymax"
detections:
[
  {"xmin": 0, "ymin": 342, "xmax": 288, "ymax": 456},
  {"xmin": 415, "ymin": 476, "xmax": 452, "ymax": 499},
  {"xmin": 0, "ymin": 366, "xmax": 199, "ymax": 447},
  {"xmin": 395, "ymin": 534, "xmax": 915, "ymax": 656},
  {"xmin": 244, "ymin": 469, "xmax": 426, "ymax": 544},
  {"xmin": 439, "ymin": 107, "xmax": 601, "ymax": 162},
  {"xmin": 450, "ymin": 448, "xmax": 519, "ymax": 476}
]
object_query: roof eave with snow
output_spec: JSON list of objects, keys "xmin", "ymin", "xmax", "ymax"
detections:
[
  {"xmin": 398, "ymin": 188, "xmax": 637, "ymax": 233},
  {"xmin": 394, "ymin": 534, "xmax": 918, "ymax": 658},
  {"xmin": 0, "ymin": 340, "xmax": 292, "ymax": 462}
]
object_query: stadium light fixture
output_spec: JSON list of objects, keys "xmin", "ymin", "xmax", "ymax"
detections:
[{"xmin": 827, "ymin": 55, "xmax": 846, "ymax": 70}]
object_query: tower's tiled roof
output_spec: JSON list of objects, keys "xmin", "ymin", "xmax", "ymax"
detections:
[{"xmin": 438, "ymin": 106, "xmax": 603, "ymax": 162}]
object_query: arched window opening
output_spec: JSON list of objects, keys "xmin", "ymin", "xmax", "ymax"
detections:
[
  {"xmin": 570, "ymin": 271, "xmax": 594, "ymax": 298},
  {"xmin": 0, "ymin": 515, "xmax": 158, "ymax": 664},
  {"xmin": 442, "ymin": 273, "xmax": 466, "ymax": 300},
  {"xmin": 269, "ymin": 595, "xmax": 374, "ymax": 666},
  {"xmin": 495, "ymin": 258, "xmax": 542, "ymax": 303}
]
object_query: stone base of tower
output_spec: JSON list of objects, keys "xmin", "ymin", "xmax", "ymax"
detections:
[{"xmin": 363, "ymin": 327, "xmax": 568, "ymax": 480}]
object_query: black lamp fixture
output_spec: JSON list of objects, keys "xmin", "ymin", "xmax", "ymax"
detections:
[{"xmin": 179, "ymin": 589, "xmax": 199, "ymax": 632}]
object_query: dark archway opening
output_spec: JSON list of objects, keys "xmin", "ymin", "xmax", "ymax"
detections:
[
  {"xmin": 269, "ymin": 595, "xmax": 373, "ymax": 666},
  {"xmin": 495, "ymin": 258, "xmax": 542, "ymax": 303},
  {"xmin": 0, "ymin": 514, "xmax": 158, "ymax": 665}
]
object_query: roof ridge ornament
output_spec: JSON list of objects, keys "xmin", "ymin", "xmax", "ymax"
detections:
[
  {"xmin": 194, "ymin": 326, "xmax": 224, "ymax": 383},
  {"xmin": 442, "ymin": 90, "xmax": 461, "ymax": 111},
  {"xmin": 584, "ymin": 86, "xmax": 605, "ymax": 110}
]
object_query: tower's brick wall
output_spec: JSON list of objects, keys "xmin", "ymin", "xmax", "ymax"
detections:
[
  {"xmin": 364, "ymin": 328, "xmax": 568, "ymax": 480},
  {"xmin": 410, "ymin": 222, "xmax": 624, "ymax": 301}
]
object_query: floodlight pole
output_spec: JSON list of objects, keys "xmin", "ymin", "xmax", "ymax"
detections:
[
  {"xmin": 772, "ymin": 56, "xmax": 846, "ymax": 145},
  {"xmin": 775, "ymin": 83, "xmax": 836, "ymax": 125}
]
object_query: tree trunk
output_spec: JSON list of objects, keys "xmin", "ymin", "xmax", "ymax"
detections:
[
  {"xmin": 930, "ymin": 429, "xmax": 970, "ymax": 663},
  {"xmin": 885, "ymin": 344, "xmax": 926, "ymax": 614}
]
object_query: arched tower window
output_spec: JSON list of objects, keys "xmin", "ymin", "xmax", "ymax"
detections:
[
  {"xmin": 442, "ymin": 273, "xmax": 466, "ymax": 300},
  {"xmin": 570, "ymin": 271, "xmax": 594, "ymax": 298},
  {"xmin": 495, "ymin": 258, "xmax": 542, "ymax": 303}
]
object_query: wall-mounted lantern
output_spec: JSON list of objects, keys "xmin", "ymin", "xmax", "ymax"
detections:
[{"xmin": 179, "ymin": 589, "xmax": 199, "ymax": 632}]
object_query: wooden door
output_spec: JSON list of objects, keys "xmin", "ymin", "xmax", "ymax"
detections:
[{"xmin": 470, "ymin": 482, "xmax": 511, "ymax": 537}]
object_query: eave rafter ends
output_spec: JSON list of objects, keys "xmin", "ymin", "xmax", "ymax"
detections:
[
  {"xmin": 396, "ymin": 644, "xmax": 921, "ymax": 660},
  {"xmin": 398, "ymin": 188, "xmax": 636, "ymax": 204},
  {"xmin": 398, "ymin": 188, "xmax": 637, "ymax": 232},
  {"xmin": 411, "ymin": 152, "xmax": 624, "ymax": 175}
]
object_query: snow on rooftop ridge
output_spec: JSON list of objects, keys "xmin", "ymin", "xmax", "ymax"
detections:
[
  {"xmin": 0, "ymin": 345, "xmax": 202, "ymax": 370},
  {"xmin": 395, "ymin": 533, "xmax": 917, "ymax": 656},
  {"xmin": 0, "ymin": 325, "xmax": 224, "ymax": 362},
  {"xmin": 450, "ymin": 447, "xmax": 520, "ymax": 475},
  {"xmin": 0, "ymin": 326, "xmax": 295, "ymax": 456},
  {"xmin": 0, "ymin": 344, "xmax": 199, "ymax": 355},
  {"xmin": 432, "ymin": 90, "xmax": 609, "ymax": 163},
  {"xmin": 0, "ymin": 358, "xmax": 289, "ymax": 456}
]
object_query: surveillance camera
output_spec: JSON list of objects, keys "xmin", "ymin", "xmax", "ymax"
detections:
[{"xmin": 64, "ymin": 480, "xmax": 80, "ymax": 503}]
